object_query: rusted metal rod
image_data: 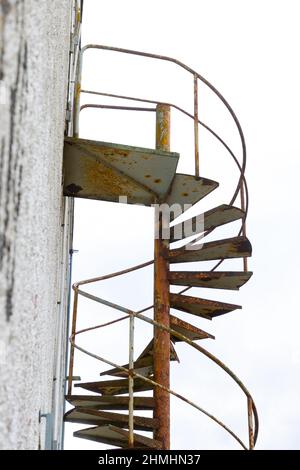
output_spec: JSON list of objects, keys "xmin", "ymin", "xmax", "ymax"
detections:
[
  {"xmin": 128, "ymin": 312, "xmax": 135, "ymax": 447},
  {"xmin": 194, "ymin": 74, "xmax": 199, "ymax": 177},
  {"xmin": 153, "ymin": 104, "xmax": 171, "ymax": 449},
  {"xmin": 73, "ymin": 259, "xmax": 153, "ymax": 288},
  {"xmin": 71, "ymin": 338, "xmax": 248, "ymax": 450},
  {"xmin": 80, "ymin": 104, "xmax": 156, "ymax": 112},
  {"xmin": 79, "ymin": 44, "xmax": 248, "ymax": 195},
  {"xmin": 72, "ymin": 285, "xmax": 259, "ymax": 448},
  {"xmin": 240, "ymin": 181, "xmax": 248, "ymax": 272},
  {"xmin": 247, "ymin": 397, "xmax": 254, "ymax": 450},
  {"xmin": 80, "ymin": 90, "xmax": 249, "ymax": 220}
]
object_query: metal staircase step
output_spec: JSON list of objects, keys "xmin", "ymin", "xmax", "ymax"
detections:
[
  {"xmin": 74, "ymin": 424, "xmax": 162, "ymax": 449},
  {"xmin": 101, "ymin": 356, "xmax": 154, "ymax": 379},
  {"xmin": 163, "ymin": 173, "xmax": 218, "ymax": 221},
  {"xmin": 64, "ymin": 407, "xmax": 157, "ymax": 432},
  {"xmin": 65, "ymin": 395, "xmax": 154, "ymax": 410},
  {"xmin": 100, "ymin": 339, "xmax": 179, "ymax": 378},
  {"xmin": 63, "ymin": 137, "xmax": 179, "ymax": 205},
  {"xmin": 170, "ymin": 293, "xmax": 241, "ymax": 319},
  {"xmin": 169, "ymin": 236, "xmax": 252, "ymax": 263},
  {"xmin": 109, "ymin": 425, "xmax": 162, "ymax": 448},
  {"xmin": 75, "ymin": 376, "xmax": 154, "ymax": 395},
  {"xmin": 169, "ymin": 271, "xmax": 253, "ymax": 290},
  {"xmin": 169, "ymin": 204, "xmax": 244, "ymax": 242},
  {"xmin": 170, "ymin": 314, "xmax": 214, "ymax": 342}
]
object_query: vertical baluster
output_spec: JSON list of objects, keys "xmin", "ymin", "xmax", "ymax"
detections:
[
  {"xmin": 194, "ymin": 73, "xmax": 199, "ymax": 177},
  {"xmin": 67, "ymin": 288, "xmax": 79, "ymax": 396},
  {"xmin": 247, "ymin": 396, "xmax": 254, "ymax": 450},
  {"xmin": 240, "ymin": 180, "xmax": 248, "ymax": 272},
  {"xmin": 128, "ymin": 312, "xmax": 135, "ymax": 448}
]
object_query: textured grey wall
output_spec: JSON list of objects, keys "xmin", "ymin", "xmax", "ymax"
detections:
[{"xmin": 0, "ymin": 0, "xmax": 72, "ymax": 449}]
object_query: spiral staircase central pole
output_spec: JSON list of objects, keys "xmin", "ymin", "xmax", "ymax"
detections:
[{"xmin": 153, "ymin": 104, "xmax": 171, "ymax": 449}]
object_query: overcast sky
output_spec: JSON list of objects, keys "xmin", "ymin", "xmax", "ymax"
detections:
[{"xmin": 64, "ymin": 0, "xmax": 300, "ymax": 450}]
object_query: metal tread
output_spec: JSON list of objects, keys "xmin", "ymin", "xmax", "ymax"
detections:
[
  {"xmin": 169, "ymin": 204, "xmax": 245, "ymax": 242},
  {"xmin": 100, "ymin": 339, "xmax": 179, "ymax": 378},
  {"xmin": 169, "ymin": 271, "xmax": 253, "ymax": 290},
  {"xmin": 169, "ymin": 236, "xmax": 252, "ymax": 263},
  {"xmin": 64, "ymin": 407, "xmax": 157, "ymax": 431},
  {"xmin": 170, "ymin": 314, "xmax": 214, "ymax": 342},
  {"xmin": 162, "ymin": 173, "xmax": 218, "ymax": 221},
  {"xmin": 75, "ymin": 376, "xmax": 154, "ymax": 395},
  {"xmin": 65, "ymin": 395, "xmax": 154, "ymax": 410},
  {"xmin": 63, "ymin": 137, "xmax": 179, "ymax": 205},
  {"xmin": 170, "ymin": 293, "xmax": 241, "ymax": 319},
  {"xmin": 74, "ymin": 424, "xmax": 162, "ymax": 449}
]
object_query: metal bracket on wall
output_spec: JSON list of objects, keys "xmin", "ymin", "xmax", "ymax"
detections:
[
  {"xmin": 66, "ymin": 375, "xmax": 81, "ymax": 382},
  {"xmin": 39, "ymin": 411, "xmax": 54, "ymax": 450},
  {"xmin": 65, "ymin": 102, "xmax": 72, "ymax": 123},
  {"xmin": 70, "ymin": 32, "xmax": 79, "ymax": 54}
]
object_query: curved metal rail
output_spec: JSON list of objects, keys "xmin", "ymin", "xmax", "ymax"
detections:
[
  {"xmin": 79, "ymin": 95, "xmax": 249, "ymax": 221},
  {"xmin": 76, "ymin": 44, "xmax": 247, "ymax": 177},
  {"xmin": 67, "ymin": 44, "xmax": 258, "ymax": 450},
  {"xmin": 68, "ymin": 263, "xmax": 258, "ymax": 450},
  {"xmin": 75, "ymin": 42, "xmax": 250, "ymax": 276},
  {"xmin": 78, "ymin": 96, "xmax": 249, "ymax": 297},
  {"xmin": 75, "ymin": 44, "xmax": 247, "ymax": 217}
]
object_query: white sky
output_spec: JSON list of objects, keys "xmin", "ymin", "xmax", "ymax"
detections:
[{"xmin": 64, "ymin": 0, "xmax": 300, "ymax": 450}]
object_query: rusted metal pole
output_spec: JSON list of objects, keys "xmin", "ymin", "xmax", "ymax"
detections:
[
  {"xmin": 153, "ymin": 104, "xmax": 171, "ymax": 449},
  {"xmin": 67, "ymin": 288, "xmax": 79, "ymax": 396},
  {"xmin": 240, "ymin": 182, "xmax": 248, "ymax": 272},
  {"xmin": 128, "ymin": 312, "xmax": 135, "ymax": 447},
  {"xmin": 247, "ymin": 396, "xmax": 254, "ymax": 450},
  {"xmin": 194, "ymin": 74, "xmax": 199, "ymax": 177}
]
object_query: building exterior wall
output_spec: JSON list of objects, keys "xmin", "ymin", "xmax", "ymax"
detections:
[{"xmin": 0, "ymin": 0, "xmax": 73, "ymax": 449}]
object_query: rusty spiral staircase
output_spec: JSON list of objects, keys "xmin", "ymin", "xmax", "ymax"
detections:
[{"xmin": 63, "ymin": 45, "xmax": 259, "ymax": 450}]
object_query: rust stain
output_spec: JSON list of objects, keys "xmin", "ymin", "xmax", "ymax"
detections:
[
  {"xmin": 65, "ymin": 183, "xmax": 83, "ymax": 194},
  {"xmin": 83, "ymin": 158, "xmax": 136, "ymax": 198},
  {"xmin": 203, "ymin": 179, "xmax": 214, "ymax": 186},
  {"xmin": 87, "ymin": 144, "xmax": 129, "ymax": 158}
]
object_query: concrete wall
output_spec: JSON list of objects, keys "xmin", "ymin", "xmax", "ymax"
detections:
[{"xmin": 0, "ymin": 0, "xmax": 72, "ymax": 449}]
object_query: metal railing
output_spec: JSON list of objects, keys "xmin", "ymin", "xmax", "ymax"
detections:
[
  {"xmin": 68, "ymin": 265, "xmax": 258, "ymax": 450},
  {"xmin": 67, "ymin": 44, "xmax": 257, "ymax": 449},
  {"xmin": 75, "ymin": 45, "xmax": 249, "ymax": 269},
  {"xmin": 74, "ymin": 45, "xmax": 247, "ymax": 202}
]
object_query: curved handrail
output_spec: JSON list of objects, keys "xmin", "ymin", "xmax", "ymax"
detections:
[
  {"xmin": 71, "ymin": 322, "xmax": 248, "ymax": 449},
  {"xmin": 70, "ymin": 281, "xmax": 258, "ymax": 449},
  {"xmin": 80, "ymin": 44, "xmax": 247, "ymax": 176},
  {"xmin": 77, "ymin": 94, "xmax": 249, "ymax": 296},
  {"xmin": 76, "ymin": 44, "xmax": 247, "ymax": 214},
  {"xmin": 77, "ymin": 43, "xmax": 249, "ymax": 272},
  {"xmin": 68, "ymin": 261, "xmax": 259, "ymax": 448},
  {"xmin": 79, "ymin": 92, "xmax": 249, "ymax": 222},
  {"xmin": 67, "ymin": 44, "xmax": 257, "ymax": 450}
]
